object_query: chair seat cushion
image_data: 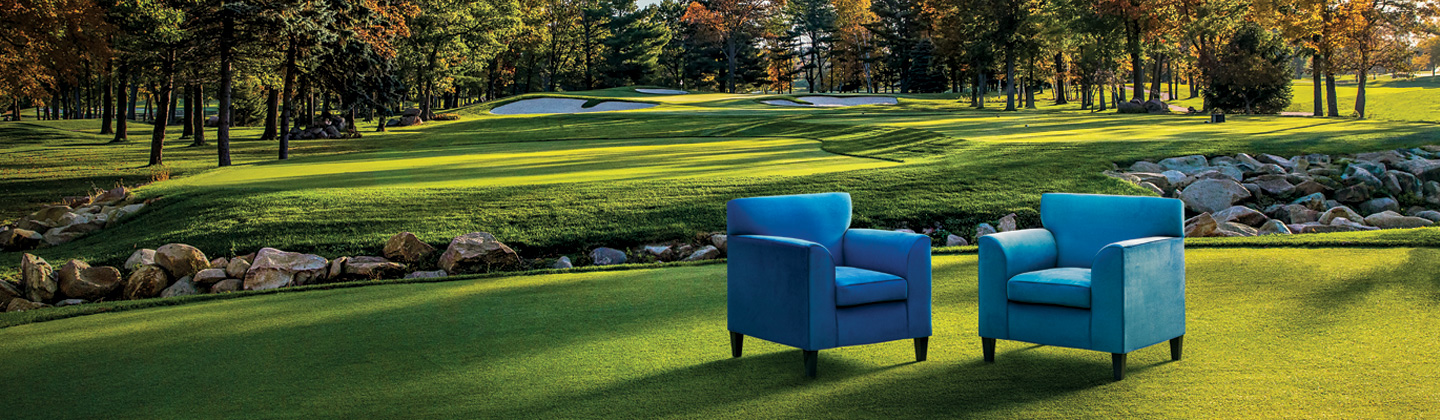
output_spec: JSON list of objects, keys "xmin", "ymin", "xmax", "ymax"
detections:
[
  {"xmin": 835, "ymin": 266, "xmax": 908, "ymax": 306},
  {"xmin": 1007, "ymin": 267, "xmax": 1092, "ymax": 309}
]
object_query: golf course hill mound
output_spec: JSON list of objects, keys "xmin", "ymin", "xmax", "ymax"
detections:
[
  {"xmin": 635, "ymin": 88, "xmax": 688, "ymax": 95},
  {"xmin": 762, "ymin": 96, "xmax": 898, "ymax": 107},
  {"xmin": 490, "ymin": 97, "xmax": 657, "ymax": 115}
]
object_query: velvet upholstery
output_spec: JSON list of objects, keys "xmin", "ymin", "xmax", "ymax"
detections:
[
  {"xmin": 727, "ymin": 192, "xmax": 931, "ymax": 356},
  {"xmin": 979, "ymin": 193, "xmax": 1186, "ymax": 360}
]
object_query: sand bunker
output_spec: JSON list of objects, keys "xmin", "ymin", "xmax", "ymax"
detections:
[
  {"xmin": 762, "ymin": 96, "xmax": 898, "ymax": 107},
  {"xmin": 635, "ymin": 88, "xmax": 688, "ymax": 95},
  {"xmin": 491, "ymin": 98, "xmax": 657, "ymax": 115}
]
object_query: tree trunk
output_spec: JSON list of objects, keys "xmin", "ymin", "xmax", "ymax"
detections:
[
  {"xmin": 1004, "ymin": 49, "xmax": 1016, "ymax": 111},
  {"xmin": 1127, "ymin": 19, "xmax": 1143, "ymax": 103},
  {"xmin": 1324, "ymin": 69, "xmax": 1339, "ymax": 117},
  {"xmin": 126, "ymin": 78, "xmax": 138, "ymax": 121},
  {"xmin": 976, "ymin": 72, "xmax": 986, "ymax": 109},
  {"xmin": 149, "ymin": 54, "xmax": 175, "ymax": 166},
  {"xmin": 1312, "ymin": 54, "xmax": 1323, "ymax": 116},
  {"xmin": 725, "ymin": 35, "xmax": 738, "ymax": 94},
  {"xmin": 113, "ymin": 67, "xmax": 128, "ymax": 142},
  {"xmin": 261, "ymin": 87, "xmax": 279, "ymax": 140},
  {"xmin": 217, "ymin": 14, "xmax": 234, "ymax": 166},
  {"xmin": 1355, "ymin": 69, "xmax": 1368, "ymax": 119},
  {"xmin": 182, "ymin": 85, "xmax": 194, "ymax": 139},
  {"xmin": 101, "ymin": 61, "xmax": 114, "ymax": 134},
  {"xmin": 1054, "ymin": 52, "xmax": 1068, "ymax": 105},
  {"xmin": 1149, "ymin": 52, "xmax": 1162, "ymax": 101},
  {"xmin": 167, "ymin": 85, "xmax": 178, "ymax": 125},
  {"xmin": 280, "ymin": 38, "xmax": 298, "ymax": 160},
  {"xmin": 192, "ymin": 84, "xmax": 206, "ymax": 146},
  {"xmin": 1099, "ymin": 83, "xmax": 1108, "ymax": 111}
]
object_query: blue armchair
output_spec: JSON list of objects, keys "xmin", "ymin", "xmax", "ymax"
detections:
[
  {"xmin": 726, "ymin": 192, "xmax": 931, "ymax": 377},
  {"xmin": 978, "ymin": 193, "xmax": 1186, "ymax": 380}
]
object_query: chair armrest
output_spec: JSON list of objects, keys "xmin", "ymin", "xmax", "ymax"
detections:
[
  {"xmin": 842, "ymin": 229, "xmax": 932, "ymax": 338},
  {"xmin": 1090, "ymin": 236, "xmax": 1186, "ymax": 354},
  {"xmin": 726, "ymin": 235, "xmax": 838, "ymax": 350},
  {"xmin": 977, "ymin": 229, "xmax": 1058, "ymax": 339}
]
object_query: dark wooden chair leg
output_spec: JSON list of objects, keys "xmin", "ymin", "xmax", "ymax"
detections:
[
  {"xmin": 982, "ymin": 338, "xmax": 996, "ymax": 363},
  {"xmin": 915, "ymin": 337, "xmax": 929, "ymax": 362},
  {"xmin": 803, "ymin": 350, "xmax": 818, "ymax": 378},
  {"xmin": 730, "ymin": 332, "xmax": 743, "ymax": 358},
  {"xmin": 1112, "ymin": 353, "xmax": 1127, "ymax": 381},
  {"xmin": 1170, "ymin": 336, "xmax": 1184, "ymax": 361}
]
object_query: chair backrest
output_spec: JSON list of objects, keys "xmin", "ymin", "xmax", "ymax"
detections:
[
  {"xmin": 727, "ymin": 192, "xmax": 851, "ymax": 265},
  {"xmin": 1040, "ymin": 193, "xmax": 1184, "ymax": 268}
]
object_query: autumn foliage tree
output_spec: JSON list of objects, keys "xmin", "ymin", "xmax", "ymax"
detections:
[{"xmin": 683, "ymin": 0, "xmax": 778, "ymax": 93}]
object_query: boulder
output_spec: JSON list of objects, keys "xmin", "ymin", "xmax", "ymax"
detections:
[
  {"xmin": 1291, "ymin": 193, "xmax": 1327, "ymax": 211},
  {"xmin": 155, "ymin": 243, "xmax": 210, "ymax": 278},
  {"xmin": 710, "ymin": 234, "xmax": 728, "ymax": 253},
  {"xmin": 1143, "ymin": 99, "xmax": 1169, "ymax": 113},
  {"xmin": 1382, "ymin": 170, "xmax": 1422, "ymax": 196},
  {"xmin": 1272, "ymin": 204, "xmax": 1320, "ymax": 224},
  {"xmin": 997, "ymin": 213, "xmax": 1018, "ymax": 232},
  {"xmin": 643, "ymin": 244, "xmax": 676, "ymax": 260},
  {"xmin": 124, "ymin": 249, "xmax": 156, "ymax": 270},
  {"xmin": 684, "ymin": 245, "xmax": 722, "ymax": 261},
  {"xmin": 404, "ymin": 270, "xmax": 448, "ymax": 279},
  {"xmin": 1330, "ymin": 217, "xmax": 1379, "ymax": 231},
  {"xmin": 243, "ymin": 248, "xmax": 328, "ymax": 290},
  {"xmin": 93, "ymin": 186, "xmax": 129, "ymax": 205},
  {"xmin": 402, "ymin": 107, "xmax": 422, "ymax": 117},
  {"xmin": 976, "ymin": 223, "xmax": 997, "ymax": 238},
  {"xmin": 60, "ymin": 265, "xmax": 122, "ymax": 301},
  {"xmin": 1251, "ymin": 175, "xmax": 1295, "ymax": 196},
  {"xmin": 210, "ymin": 279, "xmax": 243, "ymax": 293},
  {"xmin": 6, "ymin": 298, "xmax": 49, "ymax": 312},
  {"xmin": 1184, "ymin": 213, "xmax": 1219, "ymax": 237},
  {"xmin": 55, "ymin": 298, "xmax": 86, "ymax": 307},
  {"xmin": 1161, "ymin": 170, "xmax": 1188, "ymax": 187},
  {"xmin": 1363, "ymin": 211, "xmax": 1434, "ymax": 229},
  {"xmin": 1159, "ymin": 155, "xmax": 1210, "ymax": 174},
  {"xmin": 1355, "ymin": 150, "xmax": 1407, "ymax": 166},
  {"xmin": 344, "ymin": 256, "xmax": 407, "ymax": 279},
  {"xmin": 438, "ymin": 232, "xmax": 521, "ymax": 273},
  {"xmin": 1235, "ymin": 153, "xmax": 1265, "ymax": 171},
  {"xmin": 590, "ymin": 247, "xmax": 627, "ymax": 266},
  {"xmin": 1412, "ymin": 210, "xmax": 1440, "ymax": 222},
  {"xmin": 1214, "ymin": 206, "xmax": 1269, "ymax": 227},
  {"xmin": 1218, "ymin": 222, "xmax": 1258, "ymax": 237},
  {"xmin": 1181, "ymin": 178, "xmax": 1252, "ymax": 214},
  {"xmin": 41, "ymin": 231, "xmax": 83, "ymax": 246},
  {"xmin": 192, "ymin": 268, "xmax": 229, "ymax": 286},
  {"xmin": 553, "ymin": 256, "xmax": 574, "ymax": 269},
  {"xmin": 946, "ymin": 234, "xmax": 968, "ymax": 247},
  {"xmin": 226, "ymin": 258, "xmax": 251, "ymax": 279},
  {"xmin": 0, "ymin": 228, "xmax": 44, "ymax": 251},
  {"xmin": 1131, "ymin": 173, "xmax": 1172, "ymax": 190},
  {"xmin": 0, "ymin": 280, "xmax": 20, "ymax": 308},
  {"xmin": 383, "ymin": 232, "xmax": 436, "ymax": 264},
  {"xmin": 209, "ymin": 257, "xmax": 230, "ymax": 271},
  {"xmin": 398, "ymin": 115, "xmax": 424, "ymax": 126},
  {"xmin": 1348, "ymin": 160, "xmax": 1386, "ymax": 176},
  {"xmin": 55, "ymin": 259, "xmax": 91, "ymax": 292},
  {"xmin": 161, "ymin": 276, "xmax": 198, "ymax": 298},
  {"xmin": 20, "ymin": 253, "xmax": 56, "ymax": 303},
  {"xmin": 1358, "ymin": 197, "xmax": 1400, "ymax": 215},
  {"xmin": 1258, "ymin": 220, "xmax": 1293, "ymax": 235},
  {"xmin": 1257, "ymin": 154, "xmax": 1295, "ymax": 171},
  {"xmin": 1129, "ymin": 161, "xmax": 1165, "ymax": 173},
  {"xmin": 327, "ymin": 257, "xmax": 348, "ymax": 280},
  {"xmin": 1334, "ymin": 184, "xmax": 1372, "ymax": 203},
  {"xmin": 1394, "ymin": 158, "xmax": 1440, "ymax": 182},
  {"xmin": 1343, "ymin": 166, "xmax": 1383, "ymax": 189},
  {"xmin": 1117, "ymin": 100, "xmax": 1146, "ymax": 114},
  {"xmin": 26, "ymin": 205, "xmax": 73, "ymax": 226},
  {"xmin": 1319, "ymin": 206, "xmax": 1364, "ymax": 225},
  {"xmin": 124, "ymin": 265, "xmax": 170, "ymax": 300}
]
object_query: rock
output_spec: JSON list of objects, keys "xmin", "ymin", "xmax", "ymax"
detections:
[
  {"xmin": 710, "ymin": 234, "xmax": 728, "ymax": 253},
  {"xmin": 0, "ymin": 228, "xmax": 43, "ymax": 251},
  {"xmin": 344, "ymin": 256, "xmax": 407, "ymax": 279},
  {"xmin": 1143, "ymin": 99, "xmax": 1170, "ymax": 113},
  {"xmin": 155, "ymin": 243, "xmax": 210, "ymax": 278},
  {"xmin": 1348, "ymin": 160, "xmax": 1387, "ymax": 176},
  {"xmin": 553, "ymin": 256, "xmax": 573, "ymax": 269},
  {"xmin": 41, "ymin": 231, "xmax": 82, "ymax": 246},
  {"xmin": 55, "ymin": 259, "xmax": 91, "ymax": 291},
  {"xmin": 1131, "ymin": 173, "xmax": 1172, "ymax": 190},
  {"xmin": 1330, "ymin": 217, "xmax": 1379, "ymax": 231},
  {"xmin": 998, "ymin": 213, "xmax": 1018, "ymax": 232},
  {"xmin": 1161, "ymin": 170, "xmax": 1188, "ymax": 187},
  {"xmin": 0, "ymin": 280, "xmax": 20, "ymax": 308},
  {"xmin": 398, "ymin": 115, "xmax": 424, "ymax": 126},
  {"xmin": 243, "ymin": 247, "xmax": 329, "ymax": 290},
  {"xmin": 684, "ymin": 245, "xmax": 722, "ymax": 261},
  {"xmin": 124, "ymin": 249, "xmax": 156, "ymax": 270},
  {"xmin": 327, "ymin": 257, "xmax": 348, "ymax": 280},
  {"xmin": 1218, "ymin": 222, "xmax": 1258, "ymax": 236},
  {"xmin": 404, "ymin": 270, "xmax": 448, "ymax": 279},
  {"xmin": 1258, "ymin": 220, "xmax": 1293, "ymax": 235},
  {"xmin": 383, "ymin": 232, "xmax": 436, "ymax": 264},
  {"xmin": 20, "ymin": 253, "xmax": 56, "ymax": 303},
  {"xmin": 1214, "ymin": 206, "xmax": 1269, "ymax": 227},
  {"xmin": 6, "ymin": 298, "xmax": 49, "ymax": 312},
  {"xmin": 1184, "ymin": 213, "xmax": 1219, "ymax": 237},
  {"xmin": 1117, "ymin": 100, "xmax": 1146, "ymax": 114},
  {"xmin": 1394, "ymin": 158, "xmax": 1440, "ymax": 182},
  {"xmin": 438, "ymin": 232, "xmax": 521, "ymax": 273},
  {"xmin": 1181, "ymin": 178, "xmax": 1252, "ymax": 214},
  {"xmin": 402, "ymin": 107, "xmax": 421, "ymax": 117},
  {"xmin": 1319, "ymin": 206, "xmax": 1365, "ymax": 225},
  {"xmin": 1159, "ymin": 155, "xmax": 1210, "ymax": 174},
  {"xmin": 93, "ymin": 186, "xmax": 129, "ymax": 204},
  {"xmin": 1355, "ymin": 150, "xmax": 1407, "ymax": 165},
  {"xmin": 60, "ymin": 265, "xmax": 122, "ymax": 301},
  {"xmin": 1257, "ymin": 154, "xmax": 1295, "ymax": 171},
  {"xmin": 193, "ymin": 268, "xmax": 229, "ymax": 286},
  {"xmin": 55, "ymin": 298, "xmax": 86, "ymax": 307},
  {"xmin": 643, "ymin": 244, "xmax": 676, "ymax": 260},
  {"xmin": 210, "ymin": 279, "xmax": 243, "ymax": 293},
  {"xmin": 26, "ymin": 205, "xmax": 73, "ymax": 226},
  {"xmin": 1343, "ymin": 166, "xmax": 1383, "ymax": 189},
  {"xmin": 161, "ymin": 276, "xmax": 198, "ymax": 298},
  {"xmin": 1248, "ymin": 175, "xmax": 1293, "ymax": 196},
  {"xmin": 124, "ymin": 265, "xmax": 170, "ymax": 300},
  {"xmin": 1413, "ymin": 210, "xmax": 1440, "ymax": 222},
  {"xmin": 1272, "ymin": 204, "xmax": 1320, "ymax": 224},
  {"xmin": 209, "ymin": 257, "xmax": 230, "ymax": 270},
  {"xmin": 590, "ymin": 247, "xmax": 627, "ymax": 266},
  {"xmin": 945, "ymin": 234, "xmax": 968, "ymax": 247},
  {"xmin": 1129, "ymin": 161, "xmax": 1165, "ymax": 173},
  {"xmin": 1358, "ymin": 197, "xmax": 1400, "ymax": 215},
  {"xmin": 1292, "ymin": 193, "xmax": 1328, "ymax": 211},
  {"xmin": 1235, "ymin": 153, "xmax": 1265, "ymax": 171},
  {"xmin": 226, "ymin": 258, "xmax": 251, "ymax": 279},
  {"xmin": 1296, "ymin": 179, "xmax": 1336, "ymax": 197},
  {"xmin": 976, "ymin": 223, "xmax": 997, "ymax": 238},
  {"xmin": 1363, "ymin": 211, "xmax": 1434, "ymax": 229},
  {"xmin": 1333, "ymin": 184, "xmax": 1372, "ymax": 203}
]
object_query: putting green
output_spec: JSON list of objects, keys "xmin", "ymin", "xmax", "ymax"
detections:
[
  {"xmin": 164, "ymin": 137, "xmax": 896, "ymax": 190},
  {"xmin": 3, "ymin": 248, "xmax": 1436, "ymax": 418}
]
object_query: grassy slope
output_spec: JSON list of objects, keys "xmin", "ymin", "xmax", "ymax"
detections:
[
  {"xmin": 2, "ymin": 87, "xmax": 1438, "ymax": 274},
  {"xmin": 1165, "ymin": 75, "xmax": 1440, "ymax": 123},
  {"xmin": 2, "ymin": 248, "xmax": 1437, "ymax": 419}
]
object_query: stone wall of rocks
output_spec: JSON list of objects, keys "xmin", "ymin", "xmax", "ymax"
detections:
[
  {"xmin": 0, "ymin": 187, "xmax": 147, "ymax": 251},
  {"xmin": 1106, "ymin": 147, "xmax": 1440, "ymax": 236},
  {"xmin": 0, "ymin": 231, "xmax": 729, "ymax": 313}
]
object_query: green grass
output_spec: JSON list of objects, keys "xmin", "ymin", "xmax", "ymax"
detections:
[
  {"xmin": 3, "ymin": 88, "xmax": 1439, "ymax": 277},
  {"xmin": 2, "ymin": 248, "xmax": 1437, "ymax": 418}
]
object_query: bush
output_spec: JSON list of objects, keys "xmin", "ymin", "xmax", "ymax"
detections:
[{"xmin": 1205, "ymin": 23, "xmax": 1293, "ymax": 114}]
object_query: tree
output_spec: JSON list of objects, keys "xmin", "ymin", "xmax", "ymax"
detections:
[
  {"xmin": 786, "ymin": 0, "xmax": 838, "ymax": 92},
  {"xmin": 602, "ymin": 2, "xmax": 672, "ymax": 86},
  {"xmin": 866, "ymin": 0, "xmax": 923, "ymax": 92},
  {"xmin": 1333, "ymin": 0, "xmax": 1433, "ymax": 119},
  {"xmin": 683, "ymin": 0, "xmax": 777, "ymax": 93},
  {"xmin": 1207, "ymin": 22, "xmax": 1293, "ymax": 114},
  {"xmin": 908, "ymin": 38, "xmax": 947, "ymax": 92}
]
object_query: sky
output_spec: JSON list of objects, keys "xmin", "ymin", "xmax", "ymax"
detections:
[{"xmin": 638, "ymin": 0, "xmax": 661, "ymax": 6}]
